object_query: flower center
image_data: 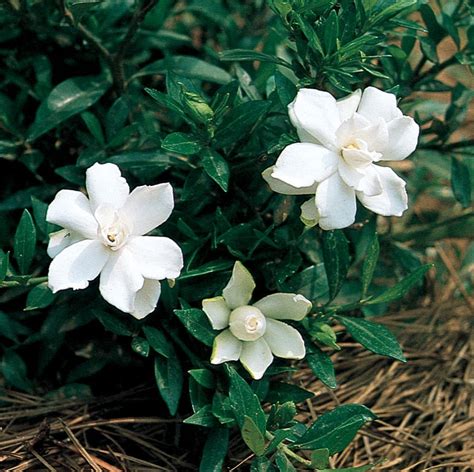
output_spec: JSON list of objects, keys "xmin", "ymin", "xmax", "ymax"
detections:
[
  {"xmin": 229, "ymin": 306, "xmax": 266, "ymax": 341},
  {"xmin": 341, "ymin": 138, "xmax": 381, "ymax": 168},
  {"xmin": 96, "ymin": 206, "xmax": 131, "ymax": 251}
]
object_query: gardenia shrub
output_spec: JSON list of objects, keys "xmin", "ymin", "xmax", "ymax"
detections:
[{"xmin": 0, "ymin": 0, "xmax": 471, "ymax": 470}]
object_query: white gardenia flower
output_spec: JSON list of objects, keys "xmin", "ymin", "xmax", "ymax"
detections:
[
  {"xmin": 46, "ymin": 162, "xmax": 184, "ymax": 319},
  {"xmin": 263, "ymin": 87, "xmax": 420, "ymax": 230},
  {"xmin": 202, "ymin": 261, "xmax": 311, "ymax": 380}
]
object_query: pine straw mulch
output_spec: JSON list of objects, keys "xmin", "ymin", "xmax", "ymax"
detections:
[{"xmin": 1, "ymin": 256, "xmax": 472, "ymax": 471}]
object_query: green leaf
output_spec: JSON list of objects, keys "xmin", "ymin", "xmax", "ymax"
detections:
[
  {"xmin": 250, "ymin": 456, "xmax": 274, "ymax": 472},
  {"xmin": 363, "ymin": 264, "xmax": 432, "ymax": 305},
  {"xmin": 285, "ymin": 264, "xmax": 329, "ymax": 302},
  {"xmin": 131, "ymin": 336, "xmax": 150, "ymax": 357},
  {"xmin": 323, "ymin": 9, "xmax": 339, "ymax": 55},
  {"xmin": 274, "ymin": 71, "xmax": 297, "ymax": 107},
  {"xmin": 14, "ymin": 210, "xmax": 36, "ymax": 274},
  {"xmin": 219, "ymin": 49, "xmax": 291, "ymax": 68},
  {"xmin": 335, "ymin": 315, "xmax": 405, "ymax": 362},
  {"xmin": 307, "ymin": 321, "xmax": 339, "ymax": 350},
  {"xmin": 322, "ymin": 230, "xmax": 350, "ymax": 300},
  {"xmin": 214, "ymin": 100, "xmax": 271, "ymax": 148},
  {"xmin": 81, "ymin": 111, "xmax": 105, "ymax": 145},
  {"xmin": 1, "ymin": 350, "xmax": 33, "ymax": 392},
  {"xmin": 174, "ymin": 308, "xmax": 217, "ymax": 346},
  {"xmin": 161, "ymin": 132, "xmax": 202, "ymax": 155},
  {"xmin": 25, "ymin": 283, "xmax": 55, "ymax": 310},
  {"xmin": 227, "ymin": 366, "xmax": 266, "ymax": 434},
  {"xmin": 184, "ymin": 404, "xmax": 219, "ymax": 427},
  {"xmin": 154, "ymin": 352, "xmax": 183, "ymax": 416},
  {"xmin": 189, "ymin": 368, "xmax": 215, "ymax": 389},
  {"xmin": 311, "ymin": 448, "xmax": 329, "ymax": 469},
  {"xmin": 201, "ymin": 149, "xmax": 230, "ymax": 192},
  {"xmin": 295, "ymin": 404, "xmax": 376, "ymax": 453},
  {"xmin": 93, "ymin": 309, "xmax": 135, "ymax": 336},
  {"xmin": 242, "ymin": 416, "xmax": 266, "ymax": 456},
  {"xmin": 136, "ymin": 56, "xmax": 232, "ymax": 84},
  {"xmin": 106, "ymin": 96, "xmax": 129, "ymax": 141},
  {"xmin": 307, "ymin": 348, "xmax": 337, "ymax": 389},
  {"xmin": 361, "ymin": 233, "xmax": 379, "ymax": 298},
  {"xmin": 0, "ymin": 251, "xmax": 9, "ymax": 282},
  {"xmin": 31, "ymin": 197, "xmax": 50, "ymax": 237},
  {"xmin": 266, "ymin": 382, "xmax": 314, "ymax": 404},
  {"xmin": 143, "ymin": 326, "xmax": 173, "ymax": 358},
  {"xmin": 274, "ymin": 450, "xmax": 296, "ymax": 472},
  {"xmin": 199, "ymin": 428, "xmax": 229, "ymax": 472},
  {"xmin": 451, "ymin": 157, "xmax": 471, "ymax": 208},
  {"xmin": 27, "ymin": 75, "xmax": 110, "ymax": 141},
  {"xmin": 267, "ymin": 401, "xmax": 297, "ymax": 431}
]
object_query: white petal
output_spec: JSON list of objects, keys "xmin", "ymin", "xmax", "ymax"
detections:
[
  {"xmin": 338, "ymin": 161, "xmax": 383, "ymax": 196},
  {"xmin": 262, "ymin": 167, "xmax": 317, "ymax": 195},
  {"xmin": 357, "ymin": 166, "xmax": 408, "ymax": 216},
  {"xmin": 202, "ymin": 296, "xmax": 231, "ymax": 330},
  {"xmin": 271, "ymin": 143, "xmax": 339, "ymax": 188},
  {"xmin": 379, "ymin": 116, "xmax": 419, "ymax": 161},
  {"xmin": 357, "ymin": 87, "xmax": 402, "ymax": 123},
  {"xmin": 86, "ymin": 163, "xmax": 129, "ymax": 212},
  {"xmin": 222, "ymin": 261, "xmax": 256, "ymax": 310},
  {"xmin": 253, "ymin": 293, "xmax": 312, "ymax": 321},
  {"xmin": 132, "ymin": 279, "xmax": 162, "ymax": 320},
  {"xmin": 239, "ymin": 338, "xmax": 273, "ymax": 380},
  {"xmin": 47, "ymin": 229, "xmax": 84, "ymax": 258},
  {"xmin": 263, "ymin": 319, "xmax": 305, "ymax": 359},
  {"xmin": 300, "ymin": 197, "xmax": 320, "ymax": 227},
  {"xmin": 120, "ymin": 183, "xmax": 174, "ymax": 236},
  {"xmin": 46, "ymin": 190, "xmax": 97, "ymax": 239},
  {"xmin": 336, "ymin": 89, "xmax": 361, "ymax": 122},
  {"xmin": 288, "ymin": 88, "xmax": 340, "ymax": 149},
  {"xmin": 99, "ymin": 248, "xmax": 144, "ymax": 314},
  {"xmin": 316, "ymin": 173, "xmax": 357, "ymax": 230},
  {"xmin": 126, "ymin": 236, "xmax": 183, "ymax": 280},
  {"xmin": 48, "ymin": 239, "xmax": 109, "ymax": 293},
  {"xmin": 211, "ymin": 329, "xmax": 242, "ymax": 364}
]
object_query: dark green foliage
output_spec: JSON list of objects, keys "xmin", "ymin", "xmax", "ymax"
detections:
[{"xmin": 0, "ymin": 0, "xmax": 469, "ymax": 469}]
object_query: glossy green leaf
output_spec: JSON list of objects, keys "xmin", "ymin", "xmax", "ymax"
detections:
[
  {"xmin": 266, "ymin": 382, "xmax": 314, "ymax": 404},
  {"xmin": 274, "ymin": 71, "xmax": 297, "ymax": 107},
  {"xmin": 201, "ymin": 149, "xmax": 230, "ymax": 191},
  {"xmin": 335, "ymin": 315, "xmax": 405, "ymax": 362},
  {"xmin": 189, "ymin": 368, "xmax": 215, "ymax": 389},
  {"xmin": 1, "ymin": 350, "xmax": 33, "ymax": 392},
  {"xmin": 219, "ymin": 49, "xmax": 291, "ymax": 68},
  {"xmin": 27, "ymin": 75, "xmax": 110, "ymax": 141},
  {"xmin": 25, "ymin": 283, "xmax": 55, "ymax": 311},
  {"xmin": 174, "ymin": 308, "xmax": 217, "ymax": 346},
  {"xmin": 199, "ymin": 428, "xmax": 229, "ymax": 472},
  {"xmin": 363, "ymin": 264, "xmax": 432, "ymax": 305},
  {"xmin": 161, "ymin": 132, "xmax": 202, "ymax": 155},
  {"xmin": 307, "ymin": 348, "xmax": 337, "ymax": 389},
  {"xmin": 242, "ymin": 416, "xmax": 266, "ymax": 456},
  {"xmin": 361, "ymin": 232, "xmax": 379, "ymax": 298},
  {"xmin": 14, "ymin": 210, "xmax": 36, "ymax": 274},
  {"xmin": 274, "ymin": 450, "xmax": 296, "ymax": 472},
  {"xmin": 93, "ymin": 309, "xmax": 135, "ymax": 336},
  {"xmin": 143, "ymin": 326, "xmax": 173, "ymax": 358},
  {"xmin": 295, "ymin": 404, "xmax": 376, "ymax": 453},
  {"xmin": 184, "ymin": 404, "xmax": 219, "ymax": 427},
  {"xmin": 451, "ymin": 157, "xmax": 471, "ymax": 208},
  {"xmin": 322, "ymin": 230, "xmax": 350, "ymax": 300},
  {"xmin": 227, "ymin": 366, "xmax": 266, "ymax": 434},
  {"xmin": 137, "ymin": 56, "xmax": 232, "ymax": 84},
  {"xmin": 214, "ymin": 100, "xmax": 271, "ymax": 148},
  {"xmin": 154, "ymin": 352, "xmax": 183, "ymax": 416}
]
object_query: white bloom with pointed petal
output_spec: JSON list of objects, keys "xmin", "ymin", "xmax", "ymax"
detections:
[
  {"xmin": 202, "ymin": 261, "xmax": 311, "ymax": 379},
  {"xmin": 46, "ymin": 162, "xmax": 184, "ymax": 319},
  {"xmin": 263, "ymin": 87, "xmax": 420, "ymax": 230}
]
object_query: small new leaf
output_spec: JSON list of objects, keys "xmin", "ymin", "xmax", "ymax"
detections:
[{"xmin": 242, "ymin": 416, "xmax": 266, "ymax": 456}]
